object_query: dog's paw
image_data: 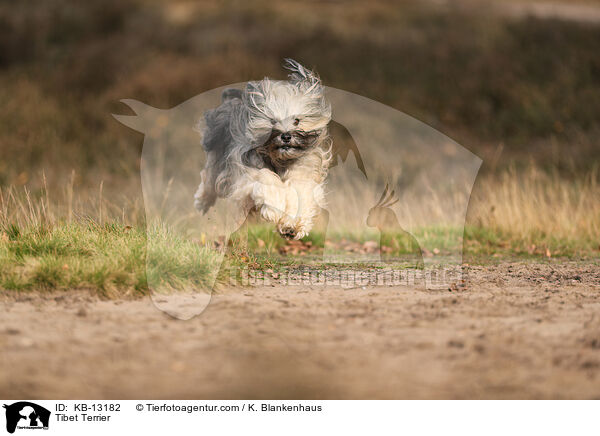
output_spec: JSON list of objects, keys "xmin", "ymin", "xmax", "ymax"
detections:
[
  {"xmin": 277, "ymin": 224, "xmax": 299, "ymax": 240},
  {"xmin": 194, "ymin": 184, "xmax": 216, "ymax": 214},
  {"xmin": 277, "ymin": 218, "xmax": 309, "ymax": 241},
  {"xmin": 194, "ymin": 196, "xmax": 212, "ymax": 214}
]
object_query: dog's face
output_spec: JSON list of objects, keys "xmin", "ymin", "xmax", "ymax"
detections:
[
  {"xmin": 244, "ymin": 60, "xmax": 331, "ymax": 165},
  {"xmin": 262, "ymin": 88, "xmax": 327, "ymax": 162}
]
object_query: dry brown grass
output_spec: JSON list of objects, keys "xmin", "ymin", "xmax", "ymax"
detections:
[
  {"xmin": 1, "ymin": 165, "xmax": 598, "ymax": 257},
  {"xmin": 471, "ymin": 166, "xmax": 599, "ymax": 242}
]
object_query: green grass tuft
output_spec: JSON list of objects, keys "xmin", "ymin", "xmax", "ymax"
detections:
[
  {"xmin": 0, "ymin": 222, "xmax": 219, "ymax": 296},
  {"xmin": 1, "ymin": 221, "xmax": 597, "ymax": 296}
]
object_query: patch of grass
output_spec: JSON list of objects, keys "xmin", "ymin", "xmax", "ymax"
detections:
[
  {"xmin": 0, "ymin": 222, "xmax": 218, "ymax": 296},
  {"xmin": 238, "ymin": 221, "xmax": 598, "ymax": 264},
  {"xmin": 1, "ymin": 219, "xmax": 598, "ymax": 295},
  {"xmin": 146, "ymin": 223, "xmax": 221, "ymax": 293},
  {"xmin": 245, "ymin": 223, "xmax": 287, "ymax": 254},
  {"xmin": 463, "ymin": 225, "xmax": 599, "ymax": 260}
]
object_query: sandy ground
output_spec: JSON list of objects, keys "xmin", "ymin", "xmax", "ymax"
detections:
[{"xmin": 1, "ymin": 261, "xmax": 600, "ymax": 399}]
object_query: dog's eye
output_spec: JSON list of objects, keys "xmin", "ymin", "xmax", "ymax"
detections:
[{"xmin": 293, "ymin": 118, "xmax": 300, "ymax": 126}]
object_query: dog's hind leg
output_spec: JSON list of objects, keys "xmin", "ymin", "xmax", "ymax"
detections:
[{"xmin": 194, "ymin": 152, "xmax": 218, "ymax": 213}]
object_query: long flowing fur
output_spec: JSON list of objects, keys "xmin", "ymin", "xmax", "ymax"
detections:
[{"xmin": 194, "ymin": 59, "xmax": 332, "ymax": 240}]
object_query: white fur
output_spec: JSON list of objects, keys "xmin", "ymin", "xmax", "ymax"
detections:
[{"xmin": 194, "ymin": 59, "xmax": 331, "ymax": 240}]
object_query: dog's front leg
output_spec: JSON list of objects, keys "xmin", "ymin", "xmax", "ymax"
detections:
[
  {"xmin": 253, "ymin": 182, "xmax": 289, "ymax": 223},
  {"xmin": 245, "ymin": 169, "xmax": 289, "ymax": 224},
  {"xmin": 277, "ymin": 179, "xmax": 325, "ymax": 240}
]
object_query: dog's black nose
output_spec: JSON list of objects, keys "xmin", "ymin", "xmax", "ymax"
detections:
[{"xmin": 281, "ymin": 132, "xmax": 292, "ymax": 143}]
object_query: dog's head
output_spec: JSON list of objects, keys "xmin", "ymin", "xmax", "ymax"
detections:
[{"xmin": 244, "ymin": 59, "xmax": 331, "ymax": 165}]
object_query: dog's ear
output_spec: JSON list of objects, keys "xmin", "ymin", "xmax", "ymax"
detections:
[{"xmin": 283, "ymin": 58, "xmax": 322, "ymax": 95}]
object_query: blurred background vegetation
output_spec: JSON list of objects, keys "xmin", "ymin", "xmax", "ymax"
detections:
[{"xmin": 2, "ymin": 0, "xmax": 599, "ymax": 189}]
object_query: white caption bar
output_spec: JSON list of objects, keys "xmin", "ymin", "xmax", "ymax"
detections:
[{"xmin": 0, "ymin": 400, "xmax": 596, "ymax": 435}]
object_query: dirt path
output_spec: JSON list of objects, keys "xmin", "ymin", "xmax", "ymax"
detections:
[{"xmin": 1, "ymin": 262, "xmax": 600, "ymax": 399}]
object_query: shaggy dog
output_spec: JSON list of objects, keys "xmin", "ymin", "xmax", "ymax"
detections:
[{"xmin": 194, "ymin": 59, "xmax": 332, "ymax": 240}]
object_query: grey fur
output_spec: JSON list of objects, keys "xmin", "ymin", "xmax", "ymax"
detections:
[{"xmin": 195, "ymin": 59, "xmax": 332, "ymax": 219}]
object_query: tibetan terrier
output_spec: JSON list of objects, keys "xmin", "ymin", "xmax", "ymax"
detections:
[{"xmin": 194, "ymin": 59, "xmax": 332, "ymax": 240}]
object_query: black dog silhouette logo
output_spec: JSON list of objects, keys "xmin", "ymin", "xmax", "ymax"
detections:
[{"xmin": 3, "ymin": 402, "xmax": 50, "ymax": 434}]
